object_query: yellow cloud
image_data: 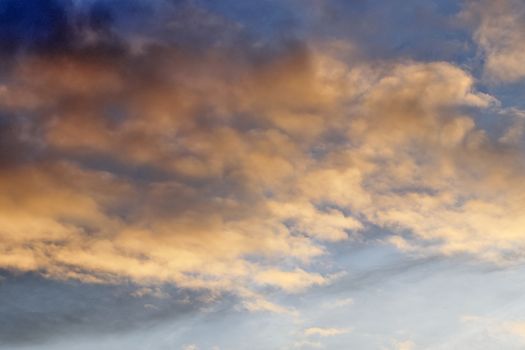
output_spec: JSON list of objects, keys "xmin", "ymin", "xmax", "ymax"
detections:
[{"xmin": 255, "ymin": 268, "xmax": 328, "ymax": 293}]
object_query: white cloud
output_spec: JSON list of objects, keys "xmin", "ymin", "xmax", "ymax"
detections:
[{"xmin": 304, "ymin": 327, "xmax": 352, "ymax": 337}]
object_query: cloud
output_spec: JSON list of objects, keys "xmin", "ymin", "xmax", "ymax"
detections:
[
  {"xmin": 2, "ymin": 0, "xmax": 525, "ymax": 321},
  {"xmin": 130, "ymin": 287, "xmax": 169, "ymax": 299},
  {"xmin": 464, "ymin": 0, "xmax": 525, "ymax": 83},
  {"xmin": 0, "ymin": 0, "xmax": 334, "ymax": 308},
  {"xmin": 255, "ymin": 268, "xmax": 328, "ymax": 293},
  {"xmin": 293, "ymin": 326, "xmax": 351, "ymax": 350},
  {"xmin": 240, "ymin": 296, "xmax": 297, "ymax": 316},
  {"xmin": 303, "ymin": 327, "xmax": 352, "ymax": 337}
]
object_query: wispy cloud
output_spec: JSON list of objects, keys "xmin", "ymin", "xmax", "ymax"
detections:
[
  {"xmin": 304, "ymin": 327, "xmax": 352, "ymax": 337},
  {"xmin": 464, "ymin": 0, "xmax": 525, "ymax": 83}
]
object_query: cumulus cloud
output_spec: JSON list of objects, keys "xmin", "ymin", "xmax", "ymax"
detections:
[
  {"xmin": 0, "ymin": 0, "xmax": 336, "ymax": 307},
  {"xmin": 2, "ymin": 0, "xmax": 525, "ymax": 315}
]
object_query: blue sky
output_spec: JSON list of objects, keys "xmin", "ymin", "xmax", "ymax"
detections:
[{"xmin": 2, "ymin": 0, "xmax": 525, "ymax": 349}]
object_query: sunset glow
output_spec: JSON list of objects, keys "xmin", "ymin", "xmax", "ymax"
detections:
[{"xmin": 2, "ymin": 1, "xmax": 525, "ymax": 349}]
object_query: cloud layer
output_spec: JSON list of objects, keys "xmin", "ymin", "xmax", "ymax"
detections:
[{"xmin": 1, "ymin": 0, "xmax": 525, "ymax": 317}]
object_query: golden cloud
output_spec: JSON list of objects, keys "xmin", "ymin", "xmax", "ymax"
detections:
[{"xmin": 1, "ymin": 28, "xmax": 524, "ymax": 310}]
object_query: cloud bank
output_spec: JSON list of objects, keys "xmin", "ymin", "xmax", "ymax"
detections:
[{"xmin": 1, "ymin": 0, "xmax": 525, "ymax": 312}]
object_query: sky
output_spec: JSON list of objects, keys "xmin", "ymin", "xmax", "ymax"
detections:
[{"xmin": 2, "ymin": 0, "xmax": 525, "ymax": 349}]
